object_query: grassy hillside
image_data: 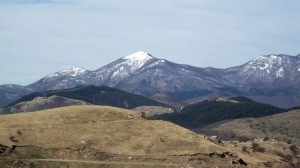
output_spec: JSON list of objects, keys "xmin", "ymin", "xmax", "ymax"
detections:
[
  {"xmin": 133, "ymin": 106, "xmax": 174, "ymax": 118},
  {"xmin": 157, "ymin": 97, "xmax": 284, "ymax": 128},
  {"xmin": 0, "ymin": 105, "xmax": 222, "ymax": 155},
  {"xmin": 7, "ymin": 85, "xmax": 168, "ymax": 109},
  {"xmin": 0, "ymin": 105, "xmax": 298, "ymax": 167},
  {"xmin": 197, "ymin": 110, "xmax": 300, "ymax": 146},
  {"xmin": 0, "ymin": 95, "xmax": 89, "ymax": 114}
]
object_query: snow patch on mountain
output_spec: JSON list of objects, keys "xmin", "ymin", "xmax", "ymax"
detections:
[
  {"xmin": 111, "ymin": 66, "xmax": 126, "ymax": 78},
  {"xmin": 276, "ymin": 67, "xmax": 284, "ymax": 77},
  {"xmin": 46, "ymin": 73, "xmax": 59, "ymax": 78},
  {"xmin": 245, "ymin": 55, "xmax": 284, "ymax": 73}
]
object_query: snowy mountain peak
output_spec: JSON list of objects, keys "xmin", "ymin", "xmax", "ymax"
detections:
[
  {"xmin": 248, "ymin": 54, "xmax": 284, "ymax": 68},
  {"xmin": 63, "ymin": 67, "xmax": 88, "ymax": 76},
  {"xmin": 253, "ymin": 54, "xmax": 281, "ymax": 61},
  {"xmin": 239, "ymin": 54, "xmax": 300, "ymax": 80},
  {"xmin": 45, "ymin": 67, "xmax": 88, "ymax": 79},
  {"xmin": 121, "ymin": 51, "xmax": 155, "ymax": 71},
  {"xmin": 123, "ymin": 51, "xmax": 153, "ymax": 61}
]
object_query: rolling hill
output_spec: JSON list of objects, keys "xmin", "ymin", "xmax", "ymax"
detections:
[
  {"xmin": 157, "ymin": 97, "xmax": 284, "ymax": 128},
  {"xmin": 0, "ymin": 95, "xmax": 89, "ymax": 115},
  {"xmin": 0, "ymin": 105, "xmax": 298, "ymax": 167},
  {"xmin": 196, "ymin": 110, "xmax": 300, "ymax": 146},
  {"xmin": 6, "ymin": 85, "xmax": 169, "ymax": 110}
]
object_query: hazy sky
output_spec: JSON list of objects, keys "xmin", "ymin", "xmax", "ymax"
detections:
[{"xmin": 1, "ymin": 0, "xmax": 300, "ymax": 85}]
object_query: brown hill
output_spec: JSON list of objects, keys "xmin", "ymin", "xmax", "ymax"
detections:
[
  {"xmin": 0, "ymin": 105, "xmax": 298, "ymax": 167},
  {"xmin": 0, "ymin": 95, "xmax": 89, "ymax": 114},
  {"xmin": 196, "ymin": 110, "xmax": 300, "ymax": 146}
]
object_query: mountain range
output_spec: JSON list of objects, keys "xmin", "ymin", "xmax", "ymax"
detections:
[{"xmin": 1, "ymin": 51, "xmax": 300, "ymax": 108}]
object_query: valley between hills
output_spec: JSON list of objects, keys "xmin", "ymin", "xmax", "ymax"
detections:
[{"xmin": 1, "ymin": 52, "xmax": 300, "ymax": 167}]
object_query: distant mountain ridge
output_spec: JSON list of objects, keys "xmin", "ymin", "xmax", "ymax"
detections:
[
  {"xmin": 1, "ymin": 51, "xmax": 300, "ymax": 108},
  {"xmin": 6, "ymin": 85, "xmax": 169, "ymax": 110},
  {"xmin": 0, "ymin": 85, "xmax": 33, "ymax": 107}
]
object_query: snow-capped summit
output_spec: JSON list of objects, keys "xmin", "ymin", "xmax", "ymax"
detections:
[
  {"xmin": 245, "ymin": 55, "xmax": 284, "ymax": 73},
  {"xmin": 250, "ymin": 54, "xmax": 283, "ymax": 65},
  {"xmin": 122, "ymin": 51, "xmax": 154, "ymax": 71},
  {"xmin": 62, "ymin": 67, "xmax": 89, "ymax": 77},
  {"xmin": 88, "ymin": 51, "xmax": 158, "ymax": 86},
  {"xmin": 29, "ymin": 66, "xmax": 90, "ymax": 91},
  {"xmin": 224, "ymin": 54, "xmax": 300, "ymax": 87},
  {"xmin": 44, "ymin": 67, "xmax": 89, "ymax": 80},
  {"xmin": 123, "ymin": 51, "xmax": 153, "ymax": 60}
]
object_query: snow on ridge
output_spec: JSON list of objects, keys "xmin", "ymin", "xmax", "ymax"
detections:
[
  {"xmin": 45, "ymin": 67, "xmax": 88, "ymax": 79},
  {"xmin": 252, "ymin": 54, "xmax": 281, "ymax": 63},
  {"xmin": 63, "ymin": 67, "xmax": 88, "ymax": 76},
  {"xmin": 46, "ymin": 73, "xmax": 59, "ymax": 78}
]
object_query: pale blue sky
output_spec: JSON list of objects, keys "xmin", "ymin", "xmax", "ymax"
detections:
[{"xmin": 1, "ymin": 0, "xmax": 300, "ymax": 85}]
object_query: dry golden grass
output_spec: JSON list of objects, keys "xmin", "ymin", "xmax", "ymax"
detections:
[
  {"xmin": 202, "ymin": 110, "xmax": 300, "ymax": 146},
  {"xmin": 0, "ymin": 105, "xmax": 223, "ymax": 156},
  {"xmin": 0, "ymin": 105, "xmax": 299, "ymax": 167}
]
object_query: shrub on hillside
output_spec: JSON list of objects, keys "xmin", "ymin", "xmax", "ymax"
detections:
[
  {"xmin": 237, "ymin": 136, "xmax": 252, "ymax": 142},
  {"xmin": 275, "ymin": 151, "xmax": 293, "ymax": 162},
  {"xmin": 263, "ymin": 136, "xmax": 269, "ymax": 141},
  {"xmin": 290, "ymin": 144, "xmax": 299, "ymax": 156},
  {"xmin": 242, "ymin": 146, "xmax": 249, "ymax": 153},
  {"xmin": 251, "ymin": 142, "xmax": 265, "ymax": 153},
  {"xmin": 9, "ymin": 136, "xmax": 18, "ymax": 143}
]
